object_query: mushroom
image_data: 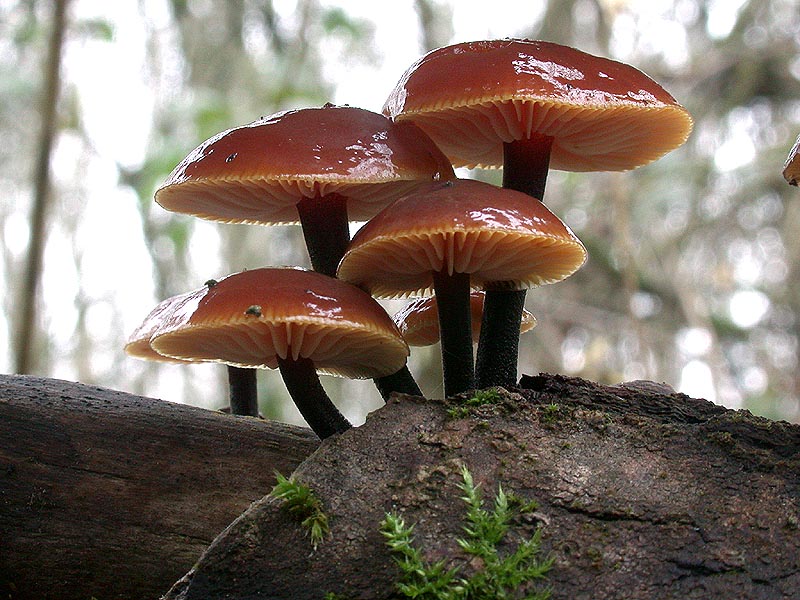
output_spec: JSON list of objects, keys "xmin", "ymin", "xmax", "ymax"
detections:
[
  {"xmin": 783, "ymin": 132, "xmax": 800, "ymax": 186},
  {"xmin": 154, "ymin": 105, "xmax": 450, "ymax": 405},
  {"xmin": 383, "ymin": 38, "xmax": 693, "ymax": 388},
  {"xmin": 126, "ymin": 283, "xmax": 259, "ymax": 417},
  {"xmin": 155, "ymin": 104, "xmax": 454, "ymax": 278},
  {"xmin": 394, "ymin": 291, "xmax": 536, "ymax": 347},
  {"xmin": 149, "ymin": 267, "xmax": 410, "ymax": 439},
  {"xmin": 337, "ymin": 178, "xmax": 586, "ymax": 397}
]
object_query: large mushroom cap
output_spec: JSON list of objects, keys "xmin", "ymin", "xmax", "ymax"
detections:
[
  {"xmin": 150, "ymin": 268, "xmax": 409, "ymax": 379},
  {"xmin": 394, "ymin": 291, "xmax": 536, "ymax": 347},
  {"xmin": 337, "ymin": 178, "xmax": 587, "ymax": 297},
  {"xmin": 383, "ymin": 39, "xmax": 693, "ymax": 171},
  {"xmin": 155, "ymin": 104, "xmax": 454, "ymax": 224}
]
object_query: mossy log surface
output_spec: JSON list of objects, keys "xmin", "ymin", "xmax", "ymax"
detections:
[
  {"xmin": 165, "ymin": 373, "xmax": 800, "ymax": 600},
  {"xmin": 0, "ymin": 375, "xmax": 320, "ymax": 600}
]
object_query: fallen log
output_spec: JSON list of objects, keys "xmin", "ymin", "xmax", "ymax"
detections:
[
  {"xmin": 164, "ymin": 373, "xmax": 800, "ymax": 599},
  {"xmin": 0, "ymin": 374, "xmax": 320, "ymax": 600}
]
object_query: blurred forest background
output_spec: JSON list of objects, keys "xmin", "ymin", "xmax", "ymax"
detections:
[{"xmin": 3, "ymin": 0, "xmax": 800, "ymax": 425}]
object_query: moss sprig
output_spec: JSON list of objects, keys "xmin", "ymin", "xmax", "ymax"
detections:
[
  {"xmin": 447, "ymin": 388, "xmax": 504, "ymax": 419},
  {"xmin": 270, "ymin": 471, "xmax": 329, "ymax": 550},
  {"xmin": 381, "ymin": 465, "xmax": 552, "ymax": 599}
]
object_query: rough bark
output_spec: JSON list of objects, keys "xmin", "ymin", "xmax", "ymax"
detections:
[
  {"xmin": 164, "ymin": 373, "xmax": 800, "ymax": 600},
  {"xmin": 0, "ymin": 375, "xmax": 319, "ymax": 600}
]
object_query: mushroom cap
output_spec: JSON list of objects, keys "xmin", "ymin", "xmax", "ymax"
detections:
[
  {"xmin": 336, "ymin": 178, "xmax": 587, "ymax": 297},
  {"xmin": 394, "ymin": 291, "xmax": 536, "ymax": 346},
  {"xmin": 155, "ymin": 104, "xmax": 455, "ymax": 224},
  {"xmin": 383, "ymin": 39, "xmax": 693, "ymax": 171},
  {"xmin": 125, "ymin": 290, "xmax": 200, "ymax": 363},
  {"xmin": 783, "ymin": 132, "xmax": 800, "ymax": 186},
  {"xmin": 149, "ymin": 268, "xmax": 409, "ymax": 379}
]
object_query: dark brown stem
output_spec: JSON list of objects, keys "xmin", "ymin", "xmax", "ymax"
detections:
[
  {"xmin": 296, "ymin": 193, "xmax": 351, "ymax": 278},
  {"xmin": 432, "ymin": 269, "xmax": 474, "ymax": 397},
  {"xmin": 277, "ymin": 355, "xmax": 351, "ymax": 439},
  {"xmin": 373, "ymin": 365, "xmax": 423, "ymax": 400},
  {"xmin": 296, "ymin": 195, "xmax": 426, "ymax": 403},
  {"xmin": 502, "ymin": 134, "xmax": 553, "ymax": 200},
  {"xmin": 475, "ymin": 287, "xmax": 526, "ymax": 389},
  {"xmin": 227, "ymin": 366, "xmax": 259, "ymax": 416},
  {"xmin": 476, "ymin": 134, "xmax": 553, "ymax": 389}
]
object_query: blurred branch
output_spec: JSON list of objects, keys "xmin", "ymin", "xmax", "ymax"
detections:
[
  {"xmin": 14, "ymin": 0, "xmax": 70, "ymax": 374},
  {"xmin": 414, "ymin": 0, "xmax": 453, "ymax": 52}
]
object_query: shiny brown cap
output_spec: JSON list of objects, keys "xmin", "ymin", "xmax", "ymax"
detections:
[
  {"xmin": 783, "ymin": 133, "xmax": 800, "ymax": 186},
  {"xmin": 337, "ymin": 178, "xmax": 586, "ymax": 297},
  {"xmin": 125, "ymin": 289, "xmax": 202, "ymax": 363},
  {"xmin": 394, "ymin": 291, "xmax": 536, "ymax": 346},
  {"xmin": 383, "ymin": 39, "xmax": 693, "ymax": 171},
  {"xmin": 148, "ymin": 268, "xmax": 409, "ymax": 378},
  {"xmin": 155, "ymin": 105, "xmax": 455, "ymax": 224}
]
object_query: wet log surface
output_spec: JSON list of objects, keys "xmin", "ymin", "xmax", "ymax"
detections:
[
  {"xmin": 164, "ymin": 373, "xmax": 800, "ymax": 600},
  {"xmin": 0, "ymin": 375, "xmax": 320, "ymax": 600}
]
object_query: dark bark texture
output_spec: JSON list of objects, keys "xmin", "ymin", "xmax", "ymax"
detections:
[
  {"xmin": 165, "ymin": 373, "xmax": 800, "ymax": 600},
  {"xmin": 0, "ymin": 375, "xmax": 319, "ymax": 600}
]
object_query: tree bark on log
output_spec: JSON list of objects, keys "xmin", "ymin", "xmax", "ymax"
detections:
[
  {"xmin": 164, "ymin": 374, "xmax": 800, "ymax": 600},
  {"xmin": 0, "ymin": 375, "xmax": 320, "ymax": 600},
  {"xmin": 2, "ymin": 374, "xmax": 799, "ymax": 599}
]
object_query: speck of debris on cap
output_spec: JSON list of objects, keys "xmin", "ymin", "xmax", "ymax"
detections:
[{"xmin": 245, "ymin": 305, "xmax": 262, "ymax": 317}]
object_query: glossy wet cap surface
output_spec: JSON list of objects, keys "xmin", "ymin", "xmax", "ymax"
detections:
[
  {"xmin": 125, "ymin": 290, "xmax": 200, "ymax": 362},
  {"xmin": 337, "ymin": 178, "xmax": 587, "ymax": 297},
  {"xmin": 783, "ymin": 133, "xmax": 800, "ymax": 186},
  {"xmin": 156, "ymin": 104, "xmax": 455, "ymax": 223},
  {"xmin": 148, "ymin": 267, "xmax": 409, "ymax": 378},
  {"xmin": 383, "ymin": 39, "xmax": 693, "ymax": 171}
]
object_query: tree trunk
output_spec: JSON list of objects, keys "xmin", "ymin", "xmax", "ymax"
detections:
[
  {"xmin": 163, "ymin": 374, "xmax": 800, "ymax": 600},
  {"xmin": 0, "ymin": 375, "xmax": 319, "ymax": 600},
  {"xmin": 15, "ymin": 0, "xmax": 70, "ymax": 374}
]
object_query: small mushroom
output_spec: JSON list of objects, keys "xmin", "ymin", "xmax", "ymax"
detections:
[
  {"xmin": 149, "ymin": 267, "xmax": 410, "ymax": 439},
  {"xmin": 126, "ymin": 287, "xmax": 259, "ymax": 417},
  {"xmin": 394, "ymin": 291, "xmax": 536, "ymax": 347},
  {"xmin": 383, "ymin": 39, "xmax": 693, "ymax": 387},
  {"xmin": 783, "ymin": 133, "xmax": 800, "ymax": 186},
  {"xmin": 337, "ymin": 178, "xmax": 585, "ymax": 397}
]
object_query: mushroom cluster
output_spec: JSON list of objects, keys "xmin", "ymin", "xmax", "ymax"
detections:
[{"xmin": 127, "ymin": 39, "xmax": 692, "ymax": 438}]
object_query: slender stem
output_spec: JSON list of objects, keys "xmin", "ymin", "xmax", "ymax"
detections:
[
  {"xmin": 277, "ymin": 355, "xmax": 351, "ymax": 439},
  {"xmin": 432, "ymin": 269, "xmax": 474, "ymax": 397},
  {"xmin": 297, "ymin": 193, "xmax": 426, "ymax": 402},
  {"xmin": 227, "ymin": 366, "xmax": 259, "ymax": 416},
  {"xmin": 374, "ymin": 365, "xmax": 423, "ymax": 400},
  {"xmin": 475, "ymin": 288, "xmax": 526, "ymax": 389},
  {"xmin": 296, "ymin": 193, "xmax": 351, "ymax": 278},
  {"xmin": 502, "ymin": 134, "xmax": 553, "ymax": 200},
  {"xmin": 475, "ymin": 135, "xmax": 553, "ymax": 389}
]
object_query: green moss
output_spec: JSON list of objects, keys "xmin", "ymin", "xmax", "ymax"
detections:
[
  {"xmin": 380, "ymin": 465, "xmax": 552, "ymax": 599},
  {"xmin": 540, "ymin": 403, "xmax": 561, "ymax": 425},
  {"xmin": 447, "ymin": 388, "xmax": 504, "ymax": 419},
  {"xmin": 270, "ymin": 472, "xmax": 329, "ymax": 550}
]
